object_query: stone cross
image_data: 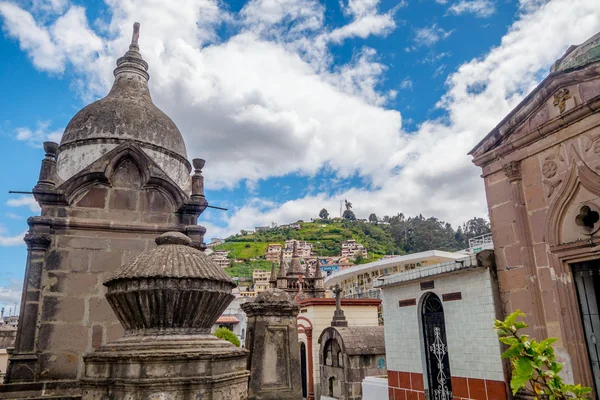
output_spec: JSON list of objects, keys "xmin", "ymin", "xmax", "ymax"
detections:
[
  {"xmin": 331, "ymin": 283, "xmax": 348, "ymax": 327},
  {"xmin": 334, "ymin": 284, "xmax": 342, "ymax": 312}
]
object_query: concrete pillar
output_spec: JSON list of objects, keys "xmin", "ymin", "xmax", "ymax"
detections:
[{"xmin": 242, "ymin": 289, "xmax": 303, "ymax": 400}]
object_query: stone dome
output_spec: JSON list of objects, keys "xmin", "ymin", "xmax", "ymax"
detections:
[
  {"xmin": 56, "ymin": 23, "xmax": 191, "ymax": 190},
  {"xmin": 104, "ymin": 232, "xmax": 236, "ymax": 335},
  {"xmin": 551, "ymin": 31, "xmax": 600, "ymax": 73}
]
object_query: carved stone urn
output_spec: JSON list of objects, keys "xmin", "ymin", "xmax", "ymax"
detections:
[{"xmin": 80, "ymin": 232, "xmax": 249, "ymax": 400}]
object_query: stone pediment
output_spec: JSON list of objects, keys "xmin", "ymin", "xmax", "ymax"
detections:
[
  {"xmin": 470, "ymin": 62, "xmax": 600, "ymax": 166},
  {"xmin": 35, "ymin": 141, "xmax": 189, "ymax": 209}
]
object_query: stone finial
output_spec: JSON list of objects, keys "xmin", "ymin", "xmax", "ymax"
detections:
[
  {"xmin": 192, "ymin": 158, "xmax": 205, "ymax": 199},
  {"xmin": 278, "ymin": 249, "xmax": 287, "ymax": 277},
  {"xmin": 114, "ymin": 22, "xmax": 148, "ymax": 80},
  {"xmin": 331, "ymin": 283, "xmax": 348, "ymax": 327},
  {"xmin": 35, "ymin": 141, "xmax": 59, "ymax": 188},
  {"xmin": 131, "ymin": 22, "xmax": 140, "ymax": 48},
  {"xmin": 288, "ymin": 240, "xmax": 303, "ymax": 275},
  {"xmin": 104, "ymin": 231, "xmax": 236, "ymax": 335}
]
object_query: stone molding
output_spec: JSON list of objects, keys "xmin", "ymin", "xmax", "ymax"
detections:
[
  {"xmin": 503, "ymin": 160, "xmax": 522, "ymax": 182},
  {"xmin": 23, "ymin": 233, "xmax": 51, "ymax": 251}
]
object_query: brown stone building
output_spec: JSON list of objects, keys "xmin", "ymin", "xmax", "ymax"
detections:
[
  {"xmin": 470, "ymin": 31, "xmax": 600, "ymax": 394},
  {"xmin": 1, "ymin": 24, "xmax": 209, "ymax": 399}
]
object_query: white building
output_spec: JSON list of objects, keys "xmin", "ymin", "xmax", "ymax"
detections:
[
  {"xmin": 210, "ymin": 250, "xmax": 230, "ymax": 268},
  {"xmin": 325, "ymin": 250, "xmax": 464, "ymax": 299},
  {"xmin": 374, "ymin": 251, "xmax": 508, "ymax": 400},
  {"xmin": 341, "ymin": 240, "xmax": 368, "ymax": 259},
  {"xmin": 211, "ymin": 297, "xmax": 250, "ymax": 348},
  {"xmin": 283, "ymin": 239, "xmax": 313, "ymax": 259}
]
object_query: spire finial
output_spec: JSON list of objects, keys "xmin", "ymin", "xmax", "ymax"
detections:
[{"xmin": 131, "ymin": 22, "xmax": 140, "ymax": 48}]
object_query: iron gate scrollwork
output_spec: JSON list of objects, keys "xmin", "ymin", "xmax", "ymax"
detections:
[{"xmin": 422, "ymin": 292, "xmax": 452, "ymax": 400}]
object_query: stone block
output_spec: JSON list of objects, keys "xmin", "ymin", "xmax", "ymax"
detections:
[
  {"xmin": 38, "ymin": 324, "xmax": 88, "ymax": 352},
  {"xmin": 490, "ymin": 202, "xmax": 516, "ymax": 225},
  {"xmin": 524, "ymin": 182, "xmax": 546, "ymax": 211},
  {"xmin": 491, "ymin": 224, "xmax": 516, "ymax": 248},
  {"xmin": 59, "ymin": 236, "xmax": 109, "ymax": 251},
  {"xmin": 108, "ymin": 189, "xmax": 138, "ymax": 211},
  {"xmin": 92, "ymin": 325, "xmax": 103, "ymax": 349},
  {"xmin": 503, "ymin": 244, "xmax": 523, "ymax": 269},
  {"xmin": 108, "ymin": 238, "xmax": 147, "ymax": 251},
  {"xmin": 533, "ymin": 243, "xmax": 549, "ymax": 267},
  {"xmin": 538, "ymin": 267, "xmax": 554, "ymax": 292},
  {"xmin": 64, "ymin": 273, "xmax": 99, "ymax": 295},
  {"xmin": 106, "ymin": 323, "xmax": 124, "ymax": 342},
  {"xmin": 89, "ymin": 250, "xmax": 123, "ymax": 273},
  {"xmin": 38, "ymin": 352, "xmax": 80, "ymax": 380},
  {"xmin": 509, "ymin": 290, "xmax": 533, "ymax": 315},
  {"xmin": 88, "ymin": 297, "xmax": 116, "ymax": 323},
  {"xmin": 521, "ymin": 155, "xmax": 543, "ymax": 188},
  {"xmin": 497, "ymin": 267, "xmax": 527, "ymax": 291},
  {"xmin": 75, "ymin": 186, "xmax": 108, "ymax": 209},
  {"xmin": 140, "ymin": 190, "xmax": 172, "ymax": 213},
  {"xmin": 484, "ymin": 181, "xmax": 511, "ymax": 208},
  {"xmin": 579, "ymin": 78, "xmax": 600, "ymax": 103},
  {"xmin": 102, "ymin": 210, "xmax": 140, "ymax": 222},
  {"xmin": 529, "ymin": 209, "xmax": 546, "ymax": 244},
  {"xmin": 41, "ymin": 296, "xmax": 85, "ymax": 322}
]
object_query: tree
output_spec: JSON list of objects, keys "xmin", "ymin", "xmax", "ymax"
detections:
[
  {"xmin": 355, "ymin": 253, "xmax": 364, "ymax": 264},
  {"xmin": 368, "ymin": 213, "xmax": 378, "ymax": 224},
  {"xmin": 213, "ymin": 327, "xmax": 240, "ymax": 347},
  {"xmin": 462, "ymin": 217, "xmax": 491, "ymax": 240},
  {"xmin": 342, "ymin": 209, "xmax": 356, "ymax": 220},
  {"xmin": 319, "ymin": 208, "xmax": 329, "ymax": 219}
]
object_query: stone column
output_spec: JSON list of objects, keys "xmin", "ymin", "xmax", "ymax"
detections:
[
  {"xmin": 242, "ymin": 289, "xmax": 303, "ymax": 400},
  {"xmin": 503, "ymin": 160, "xmax": 547, "ymax": 339},
  {"xmin": 6, "ymin": 225, "xmax": 51, "ymax": 382}
]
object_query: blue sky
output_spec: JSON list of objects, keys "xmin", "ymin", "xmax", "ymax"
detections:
[{"xmin": 0, "ymin": 0, "xmax": 599, "ymax": 309}]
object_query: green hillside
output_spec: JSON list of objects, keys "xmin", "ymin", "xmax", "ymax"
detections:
[{"xmin": 216, "ymin": 215, "xmax": 491, "ymax": 279}]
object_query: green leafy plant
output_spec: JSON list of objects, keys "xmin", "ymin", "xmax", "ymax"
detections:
[
  {"xmin": 494, "ymin": 310, "xmax": 592, "ymax": 399},
  {"xmin": 213, "ymin": 327, "xmax": 241, "ymax": 347}
]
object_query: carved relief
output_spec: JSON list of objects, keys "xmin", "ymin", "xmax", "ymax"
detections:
[
  {"xmin": 543, "ymin": 147, "xmax": 565, "ymax": 197},
  {"xmin": 553, "ymin": 88, "xmax": 572, "ymax": 114},
  {"xmin": 503, "ymin": 160, "xmax": 521, "ymax": 182}
]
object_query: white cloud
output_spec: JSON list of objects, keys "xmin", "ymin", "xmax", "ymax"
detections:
[
  {"xmin": 0, "ymin": 228, "xmax": 26, "ymax": 247},
  {"xmin": 413, "ymin": 23, "xmax": 453, "ymax": 47},
  {"xmin": 13, "ymin": 121, "xmax": 62, "ymax": 147},
  {"xmin": 447, "ymin": 0, "xmax": 496, "ymax": 18},
  {"xmin": 400, "ymin": 78, "xmax": 413, "ymax": 90},
  {"xmin": 327, "ymin": 0, "xmax": 401, "ymax": 43},
  {"xmin": 6, "ymin": 196, "xmax": 41, "ymax": 213},
  {"xmin": 1, "ymin": 0, "xmax": 600, "ymax": 237},
  {"xmin": 4, "ymin": 213, "xmax": 22, "ymax": 220},
  {"xmin": 0, "ymin": 279, "xmax": 23, "ymax": 310}
]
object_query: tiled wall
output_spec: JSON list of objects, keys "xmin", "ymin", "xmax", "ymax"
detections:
[
  {"xmin": 387, "ymin": 371, "xmax": 507, "ymax": 400},
  {"xmin": 381, "ymin": 266, "xmax": 505, "ymax": 381}
]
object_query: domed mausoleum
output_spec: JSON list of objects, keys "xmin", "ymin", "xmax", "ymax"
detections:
[
  {"xmin": 56, "ymin": 23, "xmax": 191, "ymax": 190},
  {"xmin": 1, "ymin": 23, "xmax": 210, "ymax": 400}
]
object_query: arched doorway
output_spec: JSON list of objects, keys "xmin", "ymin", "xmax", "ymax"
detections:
[
  {"xmin": 421, "ymin": 292, "xmax": 452, "ymax": 399},
  {"xmin": 300, "ymin": 342, "xmax": 308, "ymax": 398}
]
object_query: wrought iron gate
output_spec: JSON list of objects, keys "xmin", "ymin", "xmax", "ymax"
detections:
[
  {"xmin": 573, "ymin": 262, "xmax": 600, "ymax": 397},
  {"xmin": 422, "ymin": 293, "xmax": 452, "ymax": 400}
]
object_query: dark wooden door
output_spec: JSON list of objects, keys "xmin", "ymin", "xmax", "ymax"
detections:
[
  {"xmin": 573, "ymin": 262, "xmax": 600, "ymax": 397},
  {"xmin": 422, "ymin": 293, "xmax": 452, "ymax": 400}
]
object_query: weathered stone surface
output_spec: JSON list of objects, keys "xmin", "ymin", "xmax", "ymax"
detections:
[{"xmin": 242, "ymin": 289, "xmax": 302, "ymax": 400}]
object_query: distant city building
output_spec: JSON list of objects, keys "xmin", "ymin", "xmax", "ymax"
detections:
[
  {"xmin": 284, "ymin": 239, "xmax": 313, "ymax": 259},
  {"xmin": 206, "ymin": 238, "xmax": 225, "ymax": 248},
  {"xmin": 266, "ymin": 243, "xmax": 283, "ymax": 262},
  {"xmin": 210, "ymin": 249, "xmax": 231, "ymax": 268},
  {"xmin": 211, "ymin": 297, "xmax": 249, "ymax": 347},
  {"xmin": 325, "ymin": 250, "xmax": 465, "ymax": 299},
  {"xmin": 252, "ymin": 269, "xmax": 271, "ymax": 293},
  {"xmin": 341, "ymin": 240, "xmax": 367, "ymax": 259},
  {"xmin": 255, "ymin": 226, "xmax": 269, "ymax": 232}
]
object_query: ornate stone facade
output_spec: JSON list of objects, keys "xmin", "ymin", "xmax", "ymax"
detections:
[
  {"xmin": 470, "ymin": 30, "xmax": 600, "ymax": 395},
  {"xmin": 1, "ymin": 24, "xmax": 208, "ymax": 399}
]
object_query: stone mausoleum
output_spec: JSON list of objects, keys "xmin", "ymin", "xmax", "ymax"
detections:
[
  {"xmin": 1, "ymin": 23, "xmax": 211, "ymax": 399},
  {"xmin": 470, "ymin": 31, "xmax": 600, "ymax": 396}
]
